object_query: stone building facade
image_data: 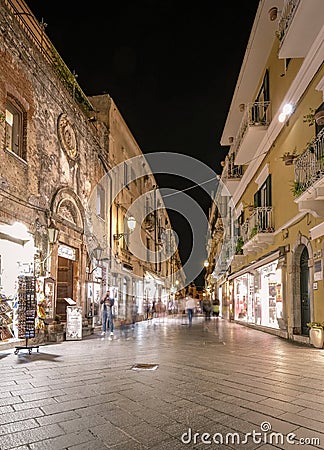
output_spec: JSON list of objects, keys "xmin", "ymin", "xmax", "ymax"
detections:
[{"xmin": 0, "ymin": 0, "xmax": 183, "ymax": 340}]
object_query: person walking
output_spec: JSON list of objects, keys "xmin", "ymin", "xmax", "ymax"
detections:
[
  {"xmin": 131, "ymin": 298, "xmax": 138, "ymax": 327},
  {"xmin": 185, "ymin": 294, "xmax": 196, "ymax": 326},
  {"xmin": 100, "ymin": 290, "xmax": 110, "ymax": 336},
  {"xmin": 202, "ymin": 296, "xmax": 212, "ymax": 320},
  {"xmin": 212, "ymin": 298, "xmax": 220, "ymax": 318}
]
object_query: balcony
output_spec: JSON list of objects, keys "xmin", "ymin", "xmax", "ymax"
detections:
[
  {"xmin": 221, "ymin": 152, "xmax": 243, "ymax": 196},
  {"xmin": 233, "ymin": 101, "xmax": 271, "ymax": 166},
  {"xmin": 212, "ymin": 239, "xmax": 235, "ymax": 278},
  {"xmin": 294, "ymin": 129, "xmax": 324, "ymax": 217},
  {"xmin": 278, "ymin": 0, "xmax": 324, "ymax": 59},
  {"xmin": 241, "ymin": 207, "xmax": 274, "ymax": 254}
]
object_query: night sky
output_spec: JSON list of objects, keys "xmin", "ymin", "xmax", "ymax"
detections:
[{"xmin": 26, "ymin": 1, "xmax": 259, "ymax": 287}]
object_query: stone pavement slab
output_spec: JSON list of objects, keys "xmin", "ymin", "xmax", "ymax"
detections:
[{"xmin": 0, "ymin": 317, "xmax": 323, "ymax": 449}]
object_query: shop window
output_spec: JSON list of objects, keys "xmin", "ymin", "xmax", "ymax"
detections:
[{"xmin": 5, "ymin": 98, "xmax": 26, "ymax": 160}]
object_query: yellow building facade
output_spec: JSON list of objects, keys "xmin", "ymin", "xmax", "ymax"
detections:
[{"xmin": 208, "ymin": 0, "xmax": 324, "ymax": 345}]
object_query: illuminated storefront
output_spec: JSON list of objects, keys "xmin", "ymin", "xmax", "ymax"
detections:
[
  {"xmin": 0, "ymin": 223, "xmax": 36, "ymax": 340},
  {"xmin": 231, "ymin": 256, "xmax": 283, "ymax": 329}
]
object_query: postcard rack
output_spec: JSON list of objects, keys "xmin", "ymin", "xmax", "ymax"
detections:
[{"xmin": 14, "ymin": 275, "xmax": 39, "ymax": 355}]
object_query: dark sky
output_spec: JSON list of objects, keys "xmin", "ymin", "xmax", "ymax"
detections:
[{"xmin": 27, "ymin": 1, "xmax": 259, "ymax": 287}]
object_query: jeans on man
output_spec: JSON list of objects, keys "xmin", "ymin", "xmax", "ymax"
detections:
[
  {"xmin": 187, "ymin": 308, "xmax": 194, "ymax": 324},
  {"xmin": 109, "ymin": 308, "xmax": 114, "ymax": 333},
  {"xmin": 102, "ymin": 308, "xmax": 108, "ymax": 333}
]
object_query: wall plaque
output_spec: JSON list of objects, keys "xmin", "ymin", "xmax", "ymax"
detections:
[{"xmin": 57, "ymin": 113, "xmax": 78, "ymax": 159}]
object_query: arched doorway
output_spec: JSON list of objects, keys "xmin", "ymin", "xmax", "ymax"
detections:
[{"xmin": 300, "ymin": 246, "xmax": 310, "ymax": 335}]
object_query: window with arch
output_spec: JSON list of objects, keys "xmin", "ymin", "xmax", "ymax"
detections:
[{"xmin": 5, "ymin": 97, "xmax": 26, "ymax": 160}]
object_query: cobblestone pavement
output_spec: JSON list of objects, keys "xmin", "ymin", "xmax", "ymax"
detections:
[{"xmin": 0, "ymin": 316, "xmax": 324, "ymax": 450}]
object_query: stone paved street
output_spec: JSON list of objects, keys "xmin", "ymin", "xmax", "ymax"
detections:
[{"xmin": 0, "ymin": 316, "xmax": 324, "ymax": 449}]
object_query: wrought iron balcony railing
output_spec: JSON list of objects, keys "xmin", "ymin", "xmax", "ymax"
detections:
[
  {"xmin": 222, "ymin": 152, "xmax": 243, "ymax": 181},
  {"xmin": 231, "ymin": 101, "xmax": 271, "ymax": 158},
  {"xmin": 278, "ymin": 0, "xmax": 300, "ymax": 42},
  {"xmin": 241, "ymin": 207, "xmax": 274, "ymax": 243},
  {"xmin": 294, "ymin": 128, "xmax": 324, "ymax": 196}
]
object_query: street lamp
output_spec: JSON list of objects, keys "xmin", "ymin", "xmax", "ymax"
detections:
[
  {"xmin": 47, "ymin": 219, "xmax": 59, "ymax": 244},
  {"xmin": 113, "ymin": 216, "xmax": 136, "ymax": 240},
  {"xmin": 88, "ymin": 245, "xmax": 104, "ymax": 274}
]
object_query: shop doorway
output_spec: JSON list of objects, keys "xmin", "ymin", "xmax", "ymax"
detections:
[
  {"xmin": 300, "ymin": 246, "xmax": 310, "ymax": 335},
  {"xmin": 56, "ymin": 256, "xmax": 74, "ymax": 321}
]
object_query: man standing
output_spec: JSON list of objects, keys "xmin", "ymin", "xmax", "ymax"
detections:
[
  {"xmin": 185, "ymin": 294, "xmax": 196, "ymax": 326},
  {"xmin": 100, "ymin": 290, "xmax": 110, "ymax": 336},
  {"xmin": 100, "ymin": 290, "xmax": 114, "ymax": 336}
]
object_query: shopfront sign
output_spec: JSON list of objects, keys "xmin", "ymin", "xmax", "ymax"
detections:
[
  {"xmin": 58, "ymin": 244, "xmax": 76, "ymax": 261},
  {"xmin": 66, "ymin": 306, "xmax": 82, "ymax": 340}
]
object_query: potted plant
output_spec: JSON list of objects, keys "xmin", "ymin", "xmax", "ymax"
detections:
[
  {"xmin": 315, "ymin": 110, "xmax": 324, "ymax": 126},
  {"xmin": 307, "ymin": 322, "xmax": 324, "ymax": 348},
  {"xmin": 281, "ymin": 148, "xmax": 297, "ymax": 165}
]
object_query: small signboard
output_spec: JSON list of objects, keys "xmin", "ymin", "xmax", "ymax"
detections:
[
  {"xmin": 66, "ymin": 306, "xmax": 82, "ymax": 340},
  {"xmin": 314, "ymin": 259, "xmax": 323, "ymax": 281}
]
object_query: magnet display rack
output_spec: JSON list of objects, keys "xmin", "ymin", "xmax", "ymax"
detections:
[{"xmin": 14, "ymin": 275, "xmax": 39, "ymax": 355}]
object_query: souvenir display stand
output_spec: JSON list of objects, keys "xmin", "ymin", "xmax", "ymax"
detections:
[{"xmin": 14, "ymin": 275, "xmax": 39, "ymax": 355}]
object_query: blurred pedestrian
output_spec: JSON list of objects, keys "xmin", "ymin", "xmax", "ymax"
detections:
[
  {"xmin": 185, "ymin": 295, "xmax": 196, "ymax": 325},
  {"xmin": 212, "ymin": 298, "xmax": 220, "ymax": 318},
  {"xmin": 202, "ymin": 296, "xmax": 212, "ymax": 320},
  {"xmin": 131, "ymin": 298, "xmax": 138, "ymax": 326}
]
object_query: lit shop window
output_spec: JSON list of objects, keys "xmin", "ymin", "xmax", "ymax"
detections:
[{"xmin": 5, "ymin": 99, "xmax": 25, "ymax": 160}]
